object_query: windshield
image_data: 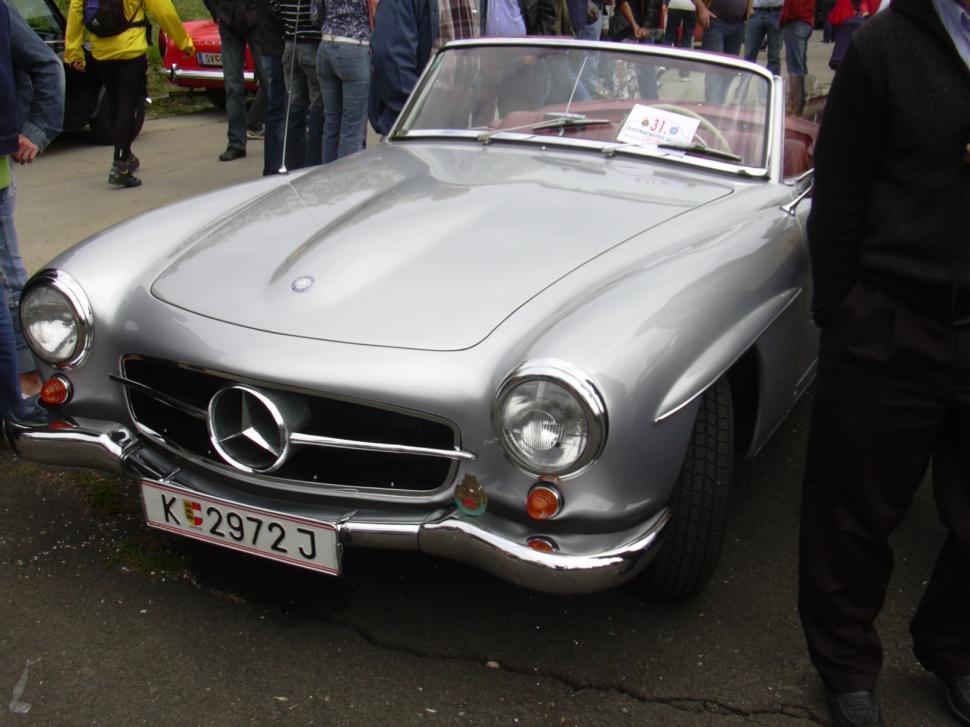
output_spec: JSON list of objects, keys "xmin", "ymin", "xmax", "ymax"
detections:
[{"xmin": 396, "ymin": 42, "xmax": 775, "ymax": 169}]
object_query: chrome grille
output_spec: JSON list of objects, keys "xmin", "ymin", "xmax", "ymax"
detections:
[{"xmin": 118, "ymin": 356, "xmax": 464, "ymax": 492}]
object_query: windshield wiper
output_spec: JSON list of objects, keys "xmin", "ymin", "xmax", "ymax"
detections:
[
  {"xmin": 656, "ymin": 142, "xmax": 743, "ymax": 163},
  {"xmin": 478, "ymin": 116, "xmax": 612, "ymax": 145}
]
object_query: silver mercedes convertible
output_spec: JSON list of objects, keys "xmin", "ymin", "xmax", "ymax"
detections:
[{"xmin": 3, "ymin": 39, "xmax": 823, "ymax": 598}]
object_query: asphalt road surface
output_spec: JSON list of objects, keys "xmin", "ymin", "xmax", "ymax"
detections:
[{"xmin": 1, "ymin": 46, "xmax": 960, "ymax": 726}]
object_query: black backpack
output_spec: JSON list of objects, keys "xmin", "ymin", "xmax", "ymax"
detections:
[{"xmin": 83, "ymin": 0, "xmax": 150, "ymax": 37}]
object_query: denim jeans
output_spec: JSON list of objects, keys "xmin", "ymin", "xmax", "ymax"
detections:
[
  {"xmin": 0, "ymin": 275, "xmax": 20, "ymax": 415},
  {"xmin": 701, "ymin": 17, "xmax": 746, "ymax": 103},
  {"xmin": 261, "ymin": 54, "xmax": 287, "ymax": 174},
  {"xmin": 784, "ymin": 20, "xmax": 812, "ymax": 77},
  {"xmin": 0, "ymin": 178, "xmax": 33, "ymax": 375},
  {"xmin": 282, "ymin": 40, "xmax": 324, "ymax": 169},
  {"xmin": 316, "ymin": 41, "xmax": 370, "ymax": 163},
  {"xmin": 218, "ymin": 22, "xmax": 263, "ymax": 152},
  {"xmin": 744, "ymin": 7, "xmax": 783, "ymax": 76}
]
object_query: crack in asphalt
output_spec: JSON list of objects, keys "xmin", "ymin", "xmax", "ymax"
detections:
[{"xmin": 335, "ymin": 619, "xmax": 826, "ymax": 725}]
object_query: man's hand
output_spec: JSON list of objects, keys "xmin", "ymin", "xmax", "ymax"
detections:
[
  {"xmin": 634, "ymin": 24, "xmax": 650, "ymax": 38},
  {"xmin": 70, "ymin": 59, "xmax": 85, "ymax": 72},
  {"xmin": 694, "ymin": 0, "xmax": 714, "ymax": 29},
  {"xmin": 11, "ymin": 135, "xmax": 39, "ymax": 164}
]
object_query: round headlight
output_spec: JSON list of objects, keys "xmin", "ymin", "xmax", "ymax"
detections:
[
  {"xmin": 20, "ymin": 271, "xmax": 93, "ymax": 368},
  {"xmin": 494, "ymin": 362, "xmax": 607, "ymax": 477}
]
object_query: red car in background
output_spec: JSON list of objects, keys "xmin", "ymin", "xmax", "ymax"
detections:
[{"xmin": 158, "ymin": 20, "xmax": 258, "ymax": 108}]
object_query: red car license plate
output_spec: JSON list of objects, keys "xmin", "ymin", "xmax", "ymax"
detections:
[
  {"xmin": 197, "ymin": 52, "xmax": 222, "ymax": 66},
  {"xmin": 140, "ymin": 480, "xmax": 340, "ymax": 574}
]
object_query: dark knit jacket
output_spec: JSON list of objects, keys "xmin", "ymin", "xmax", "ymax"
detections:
[{"xmin": 806, "ymin": 0, "xmax": 970, "ymax": 325}]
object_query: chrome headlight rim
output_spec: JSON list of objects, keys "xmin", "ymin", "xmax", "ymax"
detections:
[
  {"xmin": 20, "ymin": 269, "xmax": 94, "ymax": 369},
  {"xmin": 493, "ymin": 360, "xmax": 608, "ymax": 479}
]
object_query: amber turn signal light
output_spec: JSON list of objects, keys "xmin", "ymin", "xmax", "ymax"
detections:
[
  {"xmin": 40, "ymin": 375, "xmax": 72, "ymax": 406},
  {"xmin": 526, "ymin": 483, "xmax": 562, "ymax": 520},
  {"xmin": 525, "ymin": 536, "xmax": 558, "ymax": 553}
]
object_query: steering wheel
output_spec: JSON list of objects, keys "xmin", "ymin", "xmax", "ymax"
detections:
[{"xmin": 651, "ymin": 104, "xmax": 734, "ymax": 155}]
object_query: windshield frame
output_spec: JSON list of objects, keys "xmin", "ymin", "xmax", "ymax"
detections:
[{"xmin": 388, "ymin": 38, "xmax": 785, "ymax": 180}]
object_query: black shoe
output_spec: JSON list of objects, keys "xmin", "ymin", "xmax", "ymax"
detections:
[
  {"xmin": 108, "ymin": 160, "xmax": 142, "ymax": 188},
  {"xmin": 938, "ymin": 673, "xmax": 970, "ymax": 725},
  {"xmin": 219, "ymin": 146, "xmax": 246, "ymax": 161},
  {"xmin": 826, "ymin": 690, "xmax": 884, "ymax": 727},
  {"xmin": 125, "ymin": 152, "xmax": 140, "ymax": 170}
]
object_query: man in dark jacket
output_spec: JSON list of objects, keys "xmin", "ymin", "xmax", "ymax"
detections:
[
  {"xmin": 205, "ymin": 0, "xmax": 263, "ymax": 160},
  {"xmin": 798, "ymin": 0, "xmax": 970, "ymax": 725},
  {"xmin": 368, "ymin": 0, "xmax": 554, "ymax": 135}
]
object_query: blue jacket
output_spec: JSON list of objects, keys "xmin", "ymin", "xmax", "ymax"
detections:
[
  {"xmin": 368, "ymin": 0, "xmax": 438, "ymax": 136},
  {"xmin": 6, "ymin": 0, "xmax": 64, "ymax": 152},
  {"xmin": 1, "ymin": 3, "xmax": 19, "ymax": 157},
  {"xmin": 368, "ymin": 0, "xmax": 556, "ymax": 135}
]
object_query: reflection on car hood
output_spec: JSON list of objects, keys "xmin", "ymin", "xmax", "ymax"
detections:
[{"xmin": 151, "ymin": 144, "xmax": 731, "ymax": 350}]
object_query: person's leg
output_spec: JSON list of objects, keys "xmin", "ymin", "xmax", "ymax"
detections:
[
  {"xmin": 764, "ymin": 10, "xmax": 782, "ymax": 76},
  {"xmin": 784, "ymin": 19, "xmax": 811, "ymax": 77},
  {"xmin": 334, "ymin": 43, "xmax": 371, "ymax": 160},
  {"xmin": 679, "ymin": 11, "xmax": 695, "ymax": 49},
  {"xmin": 247, "ymin": 46, "xmax": 267, "ymax": 134},
  {"xmin": 282, "ymin": 40, "xmax": 308, "ymax": 170},
  {"xmin": 0, "ymin": 177, "xmax": 37, "ymax": 392},
  {"xmin": 798, "ymin": 284, "xmax": 947, "ymax": 693},
  {"xmin": 317, "ymin": 42, "xmax": 342, "ymax": 164},
  {"xmin": 218, "ymin": 23, "xmax": 248, "ymax": 154},
  {"xmin": 723, "ymin": 18, "xmax": 745, "ymax": 57},
  {"xmin": 0, "ymin": 276, "xmax": 19, "ymax": 416},
  {"xmin": 703, "ymin": 19, "xmax": 736, "ymax": 102},
  {"xmin": 111, "ymin": 56, "xmax": 147, "ymax": 159},
  {"xmin": 783, "ymin": 20, "xmax": 811, "ymax": 113},
  {"xmin": 261, "ymin": 53, "xmax": 287, "ymax": 174},
  {"xmin": 296, "ymin": 42, "xmax": 323, "ymax": 166},
  {"xmin": 743, "ymin": 11, "xmax": 767, "ymax": 64},
  {"xmin": 910, "ymin": 369, "xmax": 970, "ymax": 679}
]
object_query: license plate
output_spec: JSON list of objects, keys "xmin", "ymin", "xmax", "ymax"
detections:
[
  {"xmin": 196, "ymin": 52, "xmax": 222, "ymax": 66},
  {"xmin": 140, "ymin": 480, "xmax": 340, "ymax": 575}
]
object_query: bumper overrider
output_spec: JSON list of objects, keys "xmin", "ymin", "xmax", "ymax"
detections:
[{"xmin": 2, "ymin": 401, "xmax": 669, "ymax": 594}]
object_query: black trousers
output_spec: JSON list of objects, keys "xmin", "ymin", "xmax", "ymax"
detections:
[
  {"xmin": 98, "ymin": 55, "xmax": 147, "ymax": 161},
  {"xmin": 798, "ymin": 281, "xmax": 970, "ymax": 692}
]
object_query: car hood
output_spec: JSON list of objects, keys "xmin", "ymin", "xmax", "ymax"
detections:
[{"xmin": 151, "ymin": 144, "xmax": 732, "ymax": 350}]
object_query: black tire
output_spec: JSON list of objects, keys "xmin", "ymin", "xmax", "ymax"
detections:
[
  {"xmin": 644, "ymin": 376, "xmax": 734, "ymax": 600},
  {"xmin": 206, "ymin": 88, "xmax": 227, "ymax": 110},
  {"xmin": 91, "ymin": 92, "xmax": 146, "ymax": 145}
]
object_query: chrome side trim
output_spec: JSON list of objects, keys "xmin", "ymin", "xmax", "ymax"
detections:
[
  {"xmin": 109, "ymin": 374, "xmax": 207, "ymax": 420},
  {"xmin": 290, "ymin": 432, "xmax": 477, "ymax": 461}
]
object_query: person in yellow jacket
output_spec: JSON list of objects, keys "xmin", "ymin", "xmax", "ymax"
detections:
[{"xmin": 65, "ymin": 0, "xmax": 195, "ymax": 187}]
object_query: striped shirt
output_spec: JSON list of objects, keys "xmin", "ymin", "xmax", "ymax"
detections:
[{"xmin": 274, "ymin": 0, "xmax": 322, "ymax": 40}]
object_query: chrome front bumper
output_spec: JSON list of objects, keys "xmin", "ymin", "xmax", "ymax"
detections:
[{"xmin": 3, "ymin": 405, "xmax": 669, "ymax": 595}]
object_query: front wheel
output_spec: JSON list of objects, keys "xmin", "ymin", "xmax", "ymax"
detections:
[{"xmin": 644, "ymin": 376, "xmax": 734, "ymax": 600}]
